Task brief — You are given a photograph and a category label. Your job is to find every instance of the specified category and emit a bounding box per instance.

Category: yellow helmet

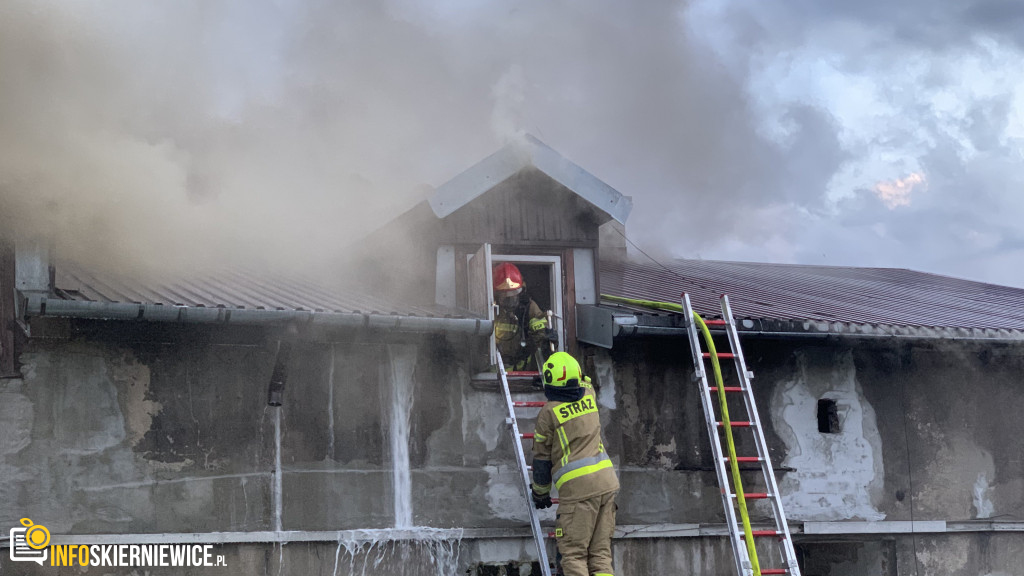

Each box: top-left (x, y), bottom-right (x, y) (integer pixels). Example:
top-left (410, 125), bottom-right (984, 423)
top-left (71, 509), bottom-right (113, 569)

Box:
top-left (543, 352), bottom-right (582, 388)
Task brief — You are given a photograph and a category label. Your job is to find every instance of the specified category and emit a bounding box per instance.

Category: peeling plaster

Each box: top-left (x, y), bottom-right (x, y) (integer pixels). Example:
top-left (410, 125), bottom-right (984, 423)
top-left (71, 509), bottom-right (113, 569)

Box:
top-left (652, 437), bottom-right (678, 470)
top-left (108, 352), bottom-right (160, 448)
top-left (593, 350), bottom-right (617, 410)
top-left (462, 393), bottom-right (502, 453)
top-left (918, 437), bottom-right (995, 519)
top-left (0, 386), bottom-right (33, 456)
top-left (483, 464), bottom-right (553, 524)
top-left (54, 354), bottom-right (126, 455)
top-left (974, 472), bottom-right (995, 519)
top-left (773, 350), bottom-right (886, 521)
top-left (619, 392), bottom-right (641, 440)
top-left (919, 537), bottom-right (970, 573)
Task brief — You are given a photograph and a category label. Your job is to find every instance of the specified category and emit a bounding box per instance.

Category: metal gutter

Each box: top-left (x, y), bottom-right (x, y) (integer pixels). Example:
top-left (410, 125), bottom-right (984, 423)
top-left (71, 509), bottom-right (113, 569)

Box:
top-left (601, 294), bottom-right (1024, 342)
top-left (612, 314), bottom-right (1024, 342)
top-left (26, 296), bottom-right (493, 336)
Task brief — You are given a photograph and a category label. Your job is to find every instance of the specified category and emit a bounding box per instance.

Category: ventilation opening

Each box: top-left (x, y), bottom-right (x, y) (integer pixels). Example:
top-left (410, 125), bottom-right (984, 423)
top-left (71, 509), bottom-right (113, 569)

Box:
top-left (817, 398), bottom-right (840, 433)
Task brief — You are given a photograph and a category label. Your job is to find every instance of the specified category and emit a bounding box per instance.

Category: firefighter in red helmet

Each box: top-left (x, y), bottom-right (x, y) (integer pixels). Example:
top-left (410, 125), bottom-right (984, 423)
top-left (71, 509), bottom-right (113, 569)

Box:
top-left (492, 262), bottom-right (556, 371)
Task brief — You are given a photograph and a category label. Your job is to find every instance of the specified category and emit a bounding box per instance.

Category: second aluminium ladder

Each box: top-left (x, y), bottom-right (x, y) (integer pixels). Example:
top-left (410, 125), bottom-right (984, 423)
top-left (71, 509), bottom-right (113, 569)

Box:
top-left (496, 352), bottom-right (553, 576)
top-left (683, 294), bottom-right (801, 576)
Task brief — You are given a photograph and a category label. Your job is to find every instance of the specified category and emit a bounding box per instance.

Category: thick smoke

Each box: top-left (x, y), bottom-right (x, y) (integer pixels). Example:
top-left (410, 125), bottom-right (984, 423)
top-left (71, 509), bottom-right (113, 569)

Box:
top-left (1, 0), bottom-right (812, 283)
top-left (2, 0), bottom-right (1022, 287)
top-left (0, 0), bottom-right (489, 281)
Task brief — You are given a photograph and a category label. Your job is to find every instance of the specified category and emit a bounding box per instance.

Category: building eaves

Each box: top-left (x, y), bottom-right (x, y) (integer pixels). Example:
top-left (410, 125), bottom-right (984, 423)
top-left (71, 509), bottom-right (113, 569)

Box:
top-left (25, 264), bottom-right (492, 335)
top-left (604, 304), bottom-right (1024, 342)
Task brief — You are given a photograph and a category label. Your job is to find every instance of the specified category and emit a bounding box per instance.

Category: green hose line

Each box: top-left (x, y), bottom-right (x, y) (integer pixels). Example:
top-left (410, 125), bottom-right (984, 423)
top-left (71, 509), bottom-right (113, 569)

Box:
top-left (693, 312), bottom-right (761, 576)
top-left (601, 294), bottom-right (684, 313)
top-left (604, 293), bottom-right (763, 574)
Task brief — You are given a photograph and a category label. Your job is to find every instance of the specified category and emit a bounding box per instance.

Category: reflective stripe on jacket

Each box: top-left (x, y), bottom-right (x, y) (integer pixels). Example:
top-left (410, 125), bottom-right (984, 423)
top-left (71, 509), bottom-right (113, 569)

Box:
top-left (531, 386), bottom-right (619, 503)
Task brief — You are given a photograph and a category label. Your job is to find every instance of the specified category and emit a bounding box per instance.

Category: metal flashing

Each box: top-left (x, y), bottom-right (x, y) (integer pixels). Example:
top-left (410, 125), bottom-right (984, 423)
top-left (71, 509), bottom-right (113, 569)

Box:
top-left (428, 134), bottom-right (633, 224)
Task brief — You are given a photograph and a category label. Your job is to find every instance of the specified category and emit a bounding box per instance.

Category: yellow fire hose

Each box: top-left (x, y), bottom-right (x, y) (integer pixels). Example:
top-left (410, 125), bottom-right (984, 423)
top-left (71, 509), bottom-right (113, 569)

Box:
top-left (603, 294), bottom-right (762, 575)
top-left (692, 312), bottom-right (761, 576)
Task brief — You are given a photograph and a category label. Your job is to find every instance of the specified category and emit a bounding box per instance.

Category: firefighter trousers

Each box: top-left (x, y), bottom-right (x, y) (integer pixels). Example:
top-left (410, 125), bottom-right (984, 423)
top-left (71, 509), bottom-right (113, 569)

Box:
top-left (555, 490), bottom-right (617, 576)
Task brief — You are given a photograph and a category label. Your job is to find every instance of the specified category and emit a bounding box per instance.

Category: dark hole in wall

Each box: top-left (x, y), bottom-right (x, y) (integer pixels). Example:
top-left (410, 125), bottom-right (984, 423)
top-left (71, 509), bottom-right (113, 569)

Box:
top-left (818, 398), bottom-right (840, 433)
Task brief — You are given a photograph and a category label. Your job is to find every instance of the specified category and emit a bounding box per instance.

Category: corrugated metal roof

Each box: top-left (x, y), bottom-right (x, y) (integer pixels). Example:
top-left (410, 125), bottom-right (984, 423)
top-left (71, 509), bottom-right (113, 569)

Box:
top-left (47, 258), bottom-right (1024, 334)
top-left (600, 258), bottom-right (1024, 332)
top-left (52, 263), bottom-right (471, 319)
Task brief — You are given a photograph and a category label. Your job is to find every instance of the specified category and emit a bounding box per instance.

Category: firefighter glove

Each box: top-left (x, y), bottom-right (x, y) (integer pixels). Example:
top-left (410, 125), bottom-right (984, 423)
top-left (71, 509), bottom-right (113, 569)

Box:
top-left (532, 490), bottom-right (552, 509)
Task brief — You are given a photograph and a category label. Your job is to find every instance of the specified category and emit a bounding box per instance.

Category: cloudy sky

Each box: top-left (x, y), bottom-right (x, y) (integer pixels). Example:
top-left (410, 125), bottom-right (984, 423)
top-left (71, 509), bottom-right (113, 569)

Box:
top-left (2, 0), bottom-right (1023, 287)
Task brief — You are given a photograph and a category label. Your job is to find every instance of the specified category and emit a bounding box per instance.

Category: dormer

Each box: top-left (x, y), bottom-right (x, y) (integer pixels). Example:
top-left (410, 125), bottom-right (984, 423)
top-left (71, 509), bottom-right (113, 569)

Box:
top-left (353, 135), bottom-right (631, 364)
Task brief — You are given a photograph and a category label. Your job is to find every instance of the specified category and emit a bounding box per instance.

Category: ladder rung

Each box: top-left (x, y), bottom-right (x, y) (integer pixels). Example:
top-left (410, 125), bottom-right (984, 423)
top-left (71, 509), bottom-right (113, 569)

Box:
top-left (760, 570), bottom-right (789, 575)
top-left (717, 421), bottom-right (752, 427)
top-left (724, 456), bottom-right (763, 463)
top-left (708, 387), bottom-right (745, 393)
top-left (727, 492), bottom-right (772, 500)
top-left (513, 401), bottom-right (546, 408)
top-left (520, 433), bottom-right (535, 439)
top-left (703, 319), bottom-right (727, 326)
top-left (701, 352), bottom-right (735, 359)
top-left (741, 530), bottom-right (782, 538)
top-left (507, 371), bottom-right (540, 377)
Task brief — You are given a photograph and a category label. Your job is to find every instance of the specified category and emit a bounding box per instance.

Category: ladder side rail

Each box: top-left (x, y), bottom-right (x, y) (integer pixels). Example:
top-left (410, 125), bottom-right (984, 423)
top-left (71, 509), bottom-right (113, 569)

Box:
top-left (683, 295), bottom-right (752, 576)
top-left (719, 295), bottom-right (776, 502)
top-left (720, 296), bottom-right (802, 576)
top-left (496, 353), bottom-right (553, 576)
top-left (719, 307), bottom-right (789, 572)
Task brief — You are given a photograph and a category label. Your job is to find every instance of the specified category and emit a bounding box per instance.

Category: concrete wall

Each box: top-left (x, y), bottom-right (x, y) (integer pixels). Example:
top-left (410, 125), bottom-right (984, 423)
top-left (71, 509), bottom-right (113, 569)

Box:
top-left (3, 325), bottom-right (1024, 574)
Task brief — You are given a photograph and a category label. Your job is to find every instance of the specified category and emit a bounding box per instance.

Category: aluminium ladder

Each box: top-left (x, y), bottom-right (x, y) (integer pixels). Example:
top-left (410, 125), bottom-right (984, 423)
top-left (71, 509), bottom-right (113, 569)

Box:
top-left (683, 294), bottom-right (801, 576)
top-left (496, 352), bottom-right (553, 576)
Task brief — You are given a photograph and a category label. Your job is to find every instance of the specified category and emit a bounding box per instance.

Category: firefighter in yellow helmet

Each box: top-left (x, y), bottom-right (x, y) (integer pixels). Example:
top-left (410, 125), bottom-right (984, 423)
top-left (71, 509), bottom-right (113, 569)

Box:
top-left (531, 352), bottom-right (619, 576)
top-left (492, 262), bottom-right (556, 371)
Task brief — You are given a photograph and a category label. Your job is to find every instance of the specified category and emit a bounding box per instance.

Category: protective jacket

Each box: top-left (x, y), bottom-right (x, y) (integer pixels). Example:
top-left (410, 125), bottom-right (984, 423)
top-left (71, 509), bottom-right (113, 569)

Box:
top-left (494, 294), bottom-right (548, 371)
top-left (531, 384), bottom-right (618, 503)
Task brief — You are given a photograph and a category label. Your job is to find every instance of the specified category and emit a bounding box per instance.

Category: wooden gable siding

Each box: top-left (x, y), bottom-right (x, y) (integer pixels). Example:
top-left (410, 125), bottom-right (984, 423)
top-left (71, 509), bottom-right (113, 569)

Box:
top-left (437, 168), bottom-right (601, 248)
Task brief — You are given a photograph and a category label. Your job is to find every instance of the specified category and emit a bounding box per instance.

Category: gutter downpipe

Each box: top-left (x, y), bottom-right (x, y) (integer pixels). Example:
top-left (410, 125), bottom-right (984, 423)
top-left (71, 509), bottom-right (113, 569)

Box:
top-left (26, 297), bottom-right (493, 336)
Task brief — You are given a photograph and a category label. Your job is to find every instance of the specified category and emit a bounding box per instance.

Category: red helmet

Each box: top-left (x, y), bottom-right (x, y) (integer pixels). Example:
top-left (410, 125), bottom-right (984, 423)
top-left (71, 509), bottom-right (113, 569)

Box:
top-left (493, 262), bottom-right (524, 293)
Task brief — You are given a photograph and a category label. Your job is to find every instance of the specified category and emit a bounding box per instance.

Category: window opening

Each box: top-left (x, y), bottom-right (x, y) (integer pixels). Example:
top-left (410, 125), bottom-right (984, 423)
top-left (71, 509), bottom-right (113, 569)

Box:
top-left (485, 254), bottom-right (563, 372)
top-left (817, 398), bottom-right (840, 433)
